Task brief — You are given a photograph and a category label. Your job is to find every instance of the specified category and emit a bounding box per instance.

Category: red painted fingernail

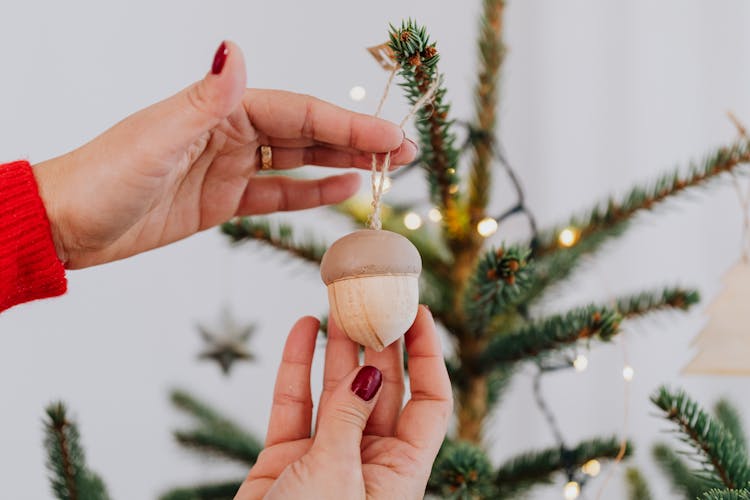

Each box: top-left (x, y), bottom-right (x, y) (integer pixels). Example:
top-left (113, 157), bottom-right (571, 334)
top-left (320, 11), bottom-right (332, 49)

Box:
top-left (211, 41), bottom-right (228, 74)
top-left (351, 366), bottom-right (382, 401)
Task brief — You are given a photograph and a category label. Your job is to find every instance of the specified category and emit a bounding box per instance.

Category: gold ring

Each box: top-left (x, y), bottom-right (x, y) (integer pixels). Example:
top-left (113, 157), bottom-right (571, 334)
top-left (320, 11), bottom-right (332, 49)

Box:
top-left (260, 145), bottom-right (273, 170)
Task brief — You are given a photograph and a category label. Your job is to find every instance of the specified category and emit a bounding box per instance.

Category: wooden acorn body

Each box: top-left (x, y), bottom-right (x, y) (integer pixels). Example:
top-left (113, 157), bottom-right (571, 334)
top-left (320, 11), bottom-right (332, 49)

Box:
top-left (320, 229), bottom-right (422, 351)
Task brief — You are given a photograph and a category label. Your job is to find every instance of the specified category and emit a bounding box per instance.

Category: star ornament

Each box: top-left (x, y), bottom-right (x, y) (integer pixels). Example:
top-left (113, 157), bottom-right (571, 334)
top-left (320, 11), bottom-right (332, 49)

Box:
top-left (197, 308), bottom-right (256, 375)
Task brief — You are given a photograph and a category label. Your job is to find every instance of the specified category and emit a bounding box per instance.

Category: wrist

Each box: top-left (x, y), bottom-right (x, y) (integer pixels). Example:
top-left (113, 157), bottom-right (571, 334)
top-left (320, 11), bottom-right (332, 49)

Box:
top-left (32, 156), bottom-right (70, 266)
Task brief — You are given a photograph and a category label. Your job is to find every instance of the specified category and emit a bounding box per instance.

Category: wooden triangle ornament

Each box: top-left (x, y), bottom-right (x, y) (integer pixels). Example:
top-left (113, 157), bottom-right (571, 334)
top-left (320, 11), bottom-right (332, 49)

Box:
top-left (683, 260), bottom-right (750, 375)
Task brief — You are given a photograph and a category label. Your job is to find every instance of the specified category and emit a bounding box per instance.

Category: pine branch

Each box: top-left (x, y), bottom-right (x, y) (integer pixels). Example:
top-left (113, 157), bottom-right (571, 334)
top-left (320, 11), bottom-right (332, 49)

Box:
top-left (171, 390), bottom-right (232, 428)
top-left (428, 440), bottom-right (496, 499)
top-left (468, 0), bottom-right (505, 223)
top-left (494, 436), bottom-right (630, 499)
top-left (479, 305), bottom-right (621, 367)
top-left (159, 480), bottom-right (242, 500)
top-left (388, 20), bottom-right (464, 238)
top-left (173, 429), bottom-right (261, 466)
top-left (521, 225), bottom-right (625, 306)
top-left (652, 443), bottom-right (718, 498)
top-left (615, 287), bottom-right (701, 318)
top-left (170, 390), bottom-right (262, 467)
top-left (715, 399), bottom-right (749, 457)
top-left (463, 245), bottom-right (532, 335)
top-left (533, 140), bottom-right (750, 257)
top-left (486, 366), bottom-right (515, 409)
top-left (626, 467), bottom-right (654, 500)
top-left (651, 386), bottom-right (750, 489)
top-left (221, 218), bottom-right (326, 264)
top-left (701, 489), bottom-right (750, 500)
top-left (43, 402), bottom-right (110, 500)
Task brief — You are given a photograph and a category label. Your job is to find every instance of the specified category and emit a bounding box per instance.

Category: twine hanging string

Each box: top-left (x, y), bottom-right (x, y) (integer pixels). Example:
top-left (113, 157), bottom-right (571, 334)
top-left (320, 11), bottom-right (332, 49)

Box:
top-left (728, 112), bottom-right (750, 262)
top-left (731, 173), bottom-right (750, 263)
top-left (368, 69), bottom-right (441, 230)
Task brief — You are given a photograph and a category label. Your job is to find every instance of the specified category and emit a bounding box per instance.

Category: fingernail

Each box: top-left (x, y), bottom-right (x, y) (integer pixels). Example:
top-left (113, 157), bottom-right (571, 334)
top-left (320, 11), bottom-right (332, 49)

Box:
top-left (212, 41), bottom-right (228, 75)
top-left (406, 138), bottom-right (419, 152)
top-left (351, 365), bottom-right (382, 401)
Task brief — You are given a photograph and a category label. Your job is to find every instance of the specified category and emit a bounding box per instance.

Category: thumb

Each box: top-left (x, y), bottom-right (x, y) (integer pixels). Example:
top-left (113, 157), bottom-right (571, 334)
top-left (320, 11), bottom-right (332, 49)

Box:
top-left (313, 366), bottom-right (383, 458)
top-left (140, 40), bottom-right (247, 151)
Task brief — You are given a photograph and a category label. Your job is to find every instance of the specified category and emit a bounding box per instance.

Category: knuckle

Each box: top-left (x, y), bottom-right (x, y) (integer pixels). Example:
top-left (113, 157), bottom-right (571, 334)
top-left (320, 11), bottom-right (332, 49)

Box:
top-left (272, 390), bottom-right (313, 409)
top-left (438, 398), bottom-right (454, 426)
top-left (300, 98), bottom-right (316, 138)
top-left (330, 402), bottom-right (369, 428)
top-left (322, 374), bottom-right (342, 390)
top-left (186, 83), bottom-right (222, 121)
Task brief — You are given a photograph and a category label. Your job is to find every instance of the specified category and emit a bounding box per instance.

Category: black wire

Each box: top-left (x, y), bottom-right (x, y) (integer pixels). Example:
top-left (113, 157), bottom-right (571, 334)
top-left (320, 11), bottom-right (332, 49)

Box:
top-left (495, 203), bottom-right (524, 225)
top-left (457, 120), bottom-right (540, 240)
top-left (392, 122), bottom-right (540, 244)
top-left (532, 366), bottom-right (566, 446)
top-left (492, 141), bottom-right (539, 239)
top-left (533, 365), bottom-right (587, 495)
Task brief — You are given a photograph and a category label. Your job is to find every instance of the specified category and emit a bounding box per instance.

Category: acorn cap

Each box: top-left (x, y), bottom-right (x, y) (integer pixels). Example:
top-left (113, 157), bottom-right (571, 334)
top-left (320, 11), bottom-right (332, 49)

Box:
top-left (320, 229), bottom-right (422, 285)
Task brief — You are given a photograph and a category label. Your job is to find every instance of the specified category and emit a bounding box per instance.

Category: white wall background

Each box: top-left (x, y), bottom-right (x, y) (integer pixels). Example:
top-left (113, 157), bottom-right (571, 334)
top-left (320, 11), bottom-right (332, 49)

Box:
top-left (1, 1), bottom-right (750, 498)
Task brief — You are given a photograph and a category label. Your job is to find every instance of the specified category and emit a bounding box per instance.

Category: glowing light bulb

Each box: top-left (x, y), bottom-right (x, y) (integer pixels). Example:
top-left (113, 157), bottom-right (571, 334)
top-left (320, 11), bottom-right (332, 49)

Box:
top-left (563, 481), bottom-right (580, 500)
top-left (582, 459), bottom-right (601, 477)
top-left (349, 85), bottom-right (366, 101)
top-left (404, 212), bottom-right (423, 230)
top-left (622, 365), bottom-right (634, 381)
top-left (573, 354), bottom-right (588, 372)
top-left (477, 217), bottom-right (499, 237)
top-left (449, 184), bottom-right (459, 194)
top-left (558, 227), bottom-right (580, 248)
top-left (428, 208), bottom-right (443, 222)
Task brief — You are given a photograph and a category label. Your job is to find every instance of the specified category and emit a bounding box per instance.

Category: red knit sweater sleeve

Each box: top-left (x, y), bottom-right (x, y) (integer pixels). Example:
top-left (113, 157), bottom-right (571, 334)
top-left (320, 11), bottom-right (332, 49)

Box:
top-left (0, 160), bottom-right (67, 312)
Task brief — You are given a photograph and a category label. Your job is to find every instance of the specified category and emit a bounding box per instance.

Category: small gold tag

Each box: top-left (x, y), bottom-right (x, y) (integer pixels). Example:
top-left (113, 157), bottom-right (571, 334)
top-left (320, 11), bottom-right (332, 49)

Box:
top-left (367, 43), bottom-right (398, 71)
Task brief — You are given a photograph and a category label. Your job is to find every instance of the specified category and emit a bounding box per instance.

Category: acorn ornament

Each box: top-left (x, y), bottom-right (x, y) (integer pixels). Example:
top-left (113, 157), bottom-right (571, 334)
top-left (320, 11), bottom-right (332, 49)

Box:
top-left (320, 229), bottom-right (422, 351)
top-left (322, 47), bottom-right (437, 351)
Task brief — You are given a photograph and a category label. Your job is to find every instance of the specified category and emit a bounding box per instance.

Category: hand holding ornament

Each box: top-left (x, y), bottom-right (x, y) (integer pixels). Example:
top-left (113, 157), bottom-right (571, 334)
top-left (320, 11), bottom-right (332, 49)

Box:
top-left (32, 41), bottom-right (416, 269)
top-left (235, 306), bottom-right (452, 500)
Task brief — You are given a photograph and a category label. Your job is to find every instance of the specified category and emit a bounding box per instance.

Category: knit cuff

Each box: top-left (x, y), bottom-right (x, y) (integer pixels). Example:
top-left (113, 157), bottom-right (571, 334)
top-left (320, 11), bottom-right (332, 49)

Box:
top-left (0, 160), bottom-right (67, 312)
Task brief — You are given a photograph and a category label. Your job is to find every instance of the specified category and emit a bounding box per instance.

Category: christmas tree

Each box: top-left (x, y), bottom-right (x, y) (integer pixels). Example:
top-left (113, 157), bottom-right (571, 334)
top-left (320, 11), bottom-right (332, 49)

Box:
top-left (41, 3), bottom-right (750, 499)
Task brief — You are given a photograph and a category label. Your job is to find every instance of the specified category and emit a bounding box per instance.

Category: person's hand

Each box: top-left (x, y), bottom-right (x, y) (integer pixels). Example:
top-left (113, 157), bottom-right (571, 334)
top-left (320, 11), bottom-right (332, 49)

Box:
top-left (33, 41), bottom-right (416, 269)
top-left (236, 306), bottom-right (452, 500)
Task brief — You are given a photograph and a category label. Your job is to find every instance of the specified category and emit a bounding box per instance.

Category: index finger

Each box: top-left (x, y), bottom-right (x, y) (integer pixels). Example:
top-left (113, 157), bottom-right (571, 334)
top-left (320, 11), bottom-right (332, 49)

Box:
top-left (396, 306), bottom-right (453, 456)
top-left (264, 316), bottom-right (319, 447)
top-left (317, 313), bottom-right (359, 423)
top-left (244, 89), bottom-right (406, 153)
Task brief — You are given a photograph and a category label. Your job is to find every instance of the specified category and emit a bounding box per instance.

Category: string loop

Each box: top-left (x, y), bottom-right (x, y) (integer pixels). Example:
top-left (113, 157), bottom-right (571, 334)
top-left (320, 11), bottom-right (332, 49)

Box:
top-left (368, 70), bottom-right (441, 230)
top-left (731, 172), bottom-right (750, 262)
